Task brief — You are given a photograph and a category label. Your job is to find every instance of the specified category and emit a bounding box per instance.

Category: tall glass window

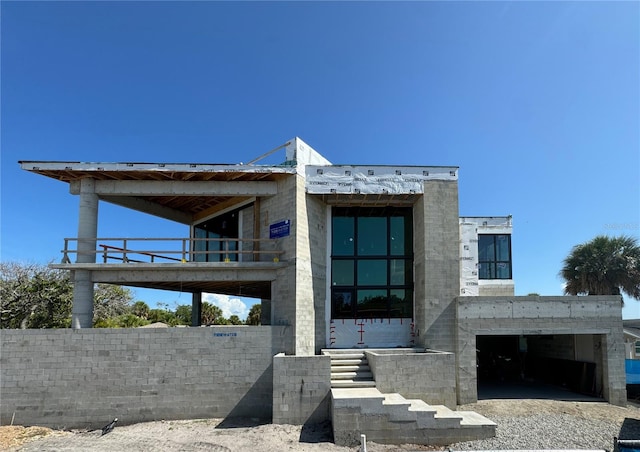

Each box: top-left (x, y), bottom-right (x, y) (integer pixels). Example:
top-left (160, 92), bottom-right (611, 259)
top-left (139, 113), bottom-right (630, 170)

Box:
top-left (331, 207), bottom-right (413, 319)
top-left (478, 234), bottom-right (512, 279)
top-left (193, 208), bottom-right (243, 262)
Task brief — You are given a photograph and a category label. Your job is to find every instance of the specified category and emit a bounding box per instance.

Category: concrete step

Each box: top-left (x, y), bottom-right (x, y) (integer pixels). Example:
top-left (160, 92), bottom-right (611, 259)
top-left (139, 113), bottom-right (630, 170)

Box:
top-left (382, 393), bottom-right (416, 422)
top-left (331, 364), bottom-right (370, 372)
top-left (330, 358), bottom-right (367, 366)
top-left (321, 349), bottom-right (365, 356)
top-left (327, 350), bottom-right (375, 389)
top-left (331, 388), bottom-right (497, 447)
top-left (331, 387), bottom-right (385, 407)
top-left (325, 353), bottom-right (365, 359)
top-left (331, 379), bottom-right (377, 388)
top-left (458, 410), bottom-right (498, 427)
top-left (331, 371), bottom-right (373, 380)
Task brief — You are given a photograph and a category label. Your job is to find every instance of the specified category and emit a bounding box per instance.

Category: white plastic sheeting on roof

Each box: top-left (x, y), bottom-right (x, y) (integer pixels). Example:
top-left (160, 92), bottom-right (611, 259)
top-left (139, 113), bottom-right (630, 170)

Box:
top-left (305, 165), bottom-right (457, 195)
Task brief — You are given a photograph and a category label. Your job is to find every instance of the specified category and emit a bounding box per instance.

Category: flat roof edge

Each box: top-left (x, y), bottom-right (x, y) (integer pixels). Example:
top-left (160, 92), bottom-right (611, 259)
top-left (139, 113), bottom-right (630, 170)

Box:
top-left (19, 161), bottom-right (298, 174)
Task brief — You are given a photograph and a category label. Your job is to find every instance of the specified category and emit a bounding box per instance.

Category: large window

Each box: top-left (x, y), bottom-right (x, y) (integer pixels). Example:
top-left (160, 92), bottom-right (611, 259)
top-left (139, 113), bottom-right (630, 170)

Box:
top-left (331, 207), bottom-right (413, 319)
top-left (193, 208), bottom-right (243, 262)
top-left (478, 234), bottom-right (512, 279)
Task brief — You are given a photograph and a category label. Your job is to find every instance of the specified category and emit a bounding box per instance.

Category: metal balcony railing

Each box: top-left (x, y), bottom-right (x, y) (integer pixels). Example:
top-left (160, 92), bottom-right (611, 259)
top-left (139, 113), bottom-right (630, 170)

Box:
top-left (61, 237), bottom-right (284, 264)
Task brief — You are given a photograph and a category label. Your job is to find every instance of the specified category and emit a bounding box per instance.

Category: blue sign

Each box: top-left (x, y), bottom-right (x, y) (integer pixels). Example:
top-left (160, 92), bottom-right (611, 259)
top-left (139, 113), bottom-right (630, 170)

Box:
top-left (270, 219), bottom-right (290, 239)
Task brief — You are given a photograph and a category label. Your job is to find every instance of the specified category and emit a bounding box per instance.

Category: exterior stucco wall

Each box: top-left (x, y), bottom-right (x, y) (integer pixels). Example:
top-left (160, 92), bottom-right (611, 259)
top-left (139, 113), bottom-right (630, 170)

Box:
top-left (0, 327), bottom-right (287, 429)
top-left (456, 296), bottom-right (626, 406)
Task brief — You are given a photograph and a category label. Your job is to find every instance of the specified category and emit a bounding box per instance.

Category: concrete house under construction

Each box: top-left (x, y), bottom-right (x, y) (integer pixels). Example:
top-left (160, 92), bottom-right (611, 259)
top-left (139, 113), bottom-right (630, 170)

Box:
top-left (6, 137), bottom-right (626, 446)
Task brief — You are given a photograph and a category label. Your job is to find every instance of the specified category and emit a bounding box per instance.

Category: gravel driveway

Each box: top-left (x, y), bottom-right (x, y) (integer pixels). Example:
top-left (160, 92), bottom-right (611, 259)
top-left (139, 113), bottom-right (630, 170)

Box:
top-left (4, 399), bottom-right (640, 451)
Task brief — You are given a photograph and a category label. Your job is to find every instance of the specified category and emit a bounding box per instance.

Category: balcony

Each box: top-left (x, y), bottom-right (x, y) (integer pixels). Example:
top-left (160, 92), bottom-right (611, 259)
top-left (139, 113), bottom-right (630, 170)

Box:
top-left (51, 237), bottom-right (286, 299)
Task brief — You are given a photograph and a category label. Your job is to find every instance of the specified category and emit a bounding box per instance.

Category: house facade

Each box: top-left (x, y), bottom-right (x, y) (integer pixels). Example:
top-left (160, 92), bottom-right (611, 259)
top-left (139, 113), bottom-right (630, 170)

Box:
top-left (10, 137), bottom-right (626, 443)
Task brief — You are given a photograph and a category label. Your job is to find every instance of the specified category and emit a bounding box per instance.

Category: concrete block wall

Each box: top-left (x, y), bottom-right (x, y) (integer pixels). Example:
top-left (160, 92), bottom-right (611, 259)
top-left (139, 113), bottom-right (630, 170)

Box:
top-left (263, 175), bottom-right (298, 353)
top-left (1, 327), bottom-right (287, 429)
top-left (527, 334), bottom-right (575, 360)
top-left (456, 296), bottom-right (626, 406)
top-left (478, 284), bottom-right (515, 296)
top-left (293, 177), bottom-right (317, 356)
top-left (304, 195), bottom-right (327, 353)
top-left (263, 174), bottom-right (321, 355)
top-left (414, 181), bottom-right (460, 353)
top-left (240, 204), bottom-right (255, 261)
top-left (272, 353), bottom-right (331, 424)
top-left (365, 350), bottom-right (457, 408)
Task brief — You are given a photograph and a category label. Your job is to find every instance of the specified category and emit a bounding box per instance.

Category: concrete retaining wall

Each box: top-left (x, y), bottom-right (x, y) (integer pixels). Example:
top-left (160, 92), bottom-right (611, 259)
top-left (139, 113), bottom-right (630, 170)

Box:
top-left (366, 349), bottom-right (457, 408)
top-left (272, 353), bottom-right (331, 424)
top-left (1, 327), bottom-right (287, 429)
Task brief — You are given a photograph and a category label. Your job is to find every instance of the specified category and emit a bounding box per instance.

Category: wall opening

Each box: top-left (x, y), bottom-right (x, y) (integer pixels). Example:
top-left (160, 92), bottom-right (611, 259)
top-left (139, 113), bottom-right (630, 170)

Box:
top-left (476, 334), bottom-right (601, 400)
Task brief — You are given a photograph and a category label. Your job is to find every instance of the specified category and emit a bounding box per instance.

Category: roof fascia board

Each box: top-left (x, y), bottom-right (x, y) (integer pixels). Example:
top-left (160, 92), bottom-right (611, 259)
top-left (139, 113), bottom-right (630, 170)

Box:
top-left (20, 161), bottom-right (297, 174)
top-left (69, 180), bottom-right (277, 197)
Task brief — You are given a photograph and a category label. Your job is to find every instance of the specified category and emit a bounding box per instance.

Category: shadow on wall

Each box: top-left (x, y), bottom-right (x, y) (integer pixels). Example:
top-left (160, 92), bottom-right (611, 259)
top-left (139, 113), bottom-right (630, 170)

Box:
top-left (298, 394), bottom-right (331, 443)
top-left (300, 416), bottom-right (333, 444)
top-left (216, 365), bottom-right (273, 424)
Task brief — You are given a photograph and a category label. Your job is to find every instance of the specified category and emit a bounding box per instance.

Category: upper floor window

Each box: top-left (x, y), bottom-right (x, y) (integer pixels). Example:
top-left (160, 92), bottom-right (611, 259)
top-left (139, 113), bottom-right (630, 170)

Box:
top-left (193, 207), bottom-right (246, 262)
top-left (478, 234), bottom-right (512, 279)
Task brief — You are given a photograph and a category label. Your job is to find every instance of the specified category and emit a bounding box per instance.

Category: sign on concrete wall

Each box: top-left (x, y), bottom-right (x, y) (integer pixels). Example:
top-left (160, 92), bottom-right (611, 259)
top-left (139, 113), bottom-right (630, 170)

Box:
top-left (270, 220), bottom-right (290, 239)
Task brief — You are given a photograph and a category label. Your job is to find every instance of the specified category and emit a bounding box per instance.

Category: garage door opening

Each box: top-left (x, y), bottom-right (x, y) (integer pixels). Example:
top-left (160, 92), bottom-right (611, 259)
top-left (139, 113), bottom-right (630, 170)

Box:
top-left (476, 334), bottom-right (602, 401)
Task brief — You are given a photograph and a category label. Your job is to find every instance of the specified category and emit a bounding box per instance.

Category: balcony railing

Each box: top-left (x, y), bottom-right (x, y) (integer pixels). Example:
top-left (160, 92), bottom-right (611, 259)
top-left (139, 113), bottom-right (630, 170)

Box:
top-left (61, 238), bottom-right (284, 264)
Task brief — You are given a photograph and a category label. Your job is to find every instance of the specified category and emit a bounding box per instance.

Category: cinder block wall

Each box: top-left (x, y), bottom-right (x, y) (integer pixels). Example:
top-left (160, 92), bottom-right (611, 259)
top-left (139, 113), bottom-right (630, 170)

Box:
top-left (527, 335), bottom-right (575, 360)
top-left (1, 327), bottom-right (287, 429)
top-left (366, 350), bottom-right (457, 408)
top-left (265, 175), bottom-right (298, 353)
top-left (272, 353), bottom-right (331, 424)
top-left (414, 180), bottom-right (460, 352)
top-left (304, 195), bottom-right (327, 354)
top-left (293, 177), bottom-right (318, 356)
top-left (456, 296), bottom-right (626, 406)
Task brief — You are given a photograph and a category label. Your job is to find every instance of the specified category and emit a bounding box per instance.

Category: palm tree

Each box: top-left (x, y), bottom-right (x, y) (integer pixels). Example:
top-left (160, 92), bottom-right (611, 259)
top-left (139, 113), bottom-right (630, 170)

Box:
top-left (561, 235), bottom-right (640, 299)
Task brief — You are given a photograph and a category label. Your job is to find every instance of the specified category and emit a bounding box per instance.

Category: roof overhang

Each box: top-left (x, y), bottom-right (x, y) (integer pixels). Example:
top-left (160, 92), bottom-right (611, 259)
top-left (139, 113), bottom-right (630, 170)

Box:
top-left (20, 161), bottom-right (296, 223)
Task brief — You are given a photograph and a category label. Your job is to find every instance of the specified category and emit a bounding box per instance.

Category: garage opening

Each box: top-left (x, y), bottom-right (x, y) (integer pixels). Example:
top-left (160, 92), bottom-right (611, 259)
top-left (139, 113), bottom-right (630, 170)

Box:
top-left (476, 334), bottom-right (602, 400)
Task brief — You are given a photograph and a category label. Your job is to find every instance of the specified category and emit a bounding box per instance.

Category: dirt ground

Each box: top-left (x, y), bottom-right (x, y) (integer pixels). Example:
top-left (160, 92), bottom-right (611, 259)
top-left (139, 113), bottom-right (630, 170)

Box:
top-left (2, 399), bottom-right (640, 451)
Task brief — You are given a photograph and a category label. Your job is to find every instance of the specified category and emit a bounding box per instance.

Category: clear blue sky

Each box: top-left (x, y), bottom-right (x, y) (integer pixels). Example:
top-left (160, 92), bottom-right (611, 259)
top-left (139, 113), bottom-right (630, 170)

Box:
top-left (1, 2), bottom-right (638, 318)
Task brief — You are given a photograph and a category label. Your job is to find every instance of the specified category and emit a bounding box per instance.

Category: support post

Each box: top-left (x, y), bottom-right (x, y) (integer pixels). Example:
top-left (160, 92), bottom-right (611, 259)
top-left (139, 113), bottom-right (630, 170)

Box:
top-left (72, 178), bottom-right (99, 328)
top-left (192, 292), bottom-right (202, 327)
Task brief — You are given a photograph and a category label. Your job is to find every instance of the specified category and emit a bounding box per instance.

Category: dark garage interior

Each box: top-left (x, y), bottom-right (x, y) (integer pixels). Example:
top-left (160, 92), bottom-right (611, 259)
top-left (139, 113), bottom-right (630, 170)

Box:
top-left (476, 334), bottom-right (600, 400)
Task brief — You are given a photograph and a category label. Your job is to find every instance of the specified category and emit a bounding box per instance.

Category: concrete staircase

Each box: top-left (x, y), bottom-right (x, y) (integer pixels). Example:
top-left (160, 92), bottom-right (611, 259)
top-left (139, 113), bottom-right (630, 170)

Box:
top-left (323, 349), bottom-right (496, 447)
top-left (331, 387), bottom-right (496, 446)
top-left (324, 350), bottom-right (375, 389)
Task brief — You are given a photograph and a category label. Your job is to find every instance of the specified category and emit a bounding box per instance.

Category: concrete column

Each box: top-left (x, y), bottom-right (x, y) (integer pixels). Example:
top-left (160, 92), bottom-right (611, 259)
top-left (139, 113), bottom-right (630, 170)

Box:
top-left (192, 292), bottom-right (202, 326)
top-left (72, 178), bottom-right (99, 329)
top-left (76, 179), bottom-right (99, 264)
top-left (413, 180), bottom-right (460, 352)
top-left (72, 271), bottom-right (93, 329)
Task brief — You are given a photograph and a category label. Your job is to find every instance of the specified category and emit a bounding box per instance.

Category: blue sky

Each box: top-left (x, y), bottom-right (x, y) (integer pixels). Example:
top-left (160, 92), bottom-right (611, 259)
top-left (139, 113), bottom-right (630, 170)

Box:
top-left (1, 2), bottom-right (638, 319)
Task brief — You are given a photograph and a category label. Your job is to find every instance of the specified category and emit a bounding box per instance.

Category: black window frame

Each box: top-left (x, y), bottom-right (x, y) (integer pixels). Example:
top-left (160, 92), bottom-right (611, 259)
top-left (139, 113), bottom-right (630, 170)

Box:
top-left (331, 206), bottom-right (413, 319)
top-left (193, 205), bottom-right (249, 262)
top-left (478, 234), bottom-right (512, 280)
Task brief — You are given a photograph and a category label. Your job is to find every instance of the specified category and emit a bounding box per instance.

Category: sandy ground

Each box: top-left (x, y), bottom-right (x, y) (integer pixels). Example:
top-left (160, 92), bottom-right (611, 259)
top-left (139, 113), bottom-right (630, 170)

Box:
top-left (3, 399), bottom-right (640, 451)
